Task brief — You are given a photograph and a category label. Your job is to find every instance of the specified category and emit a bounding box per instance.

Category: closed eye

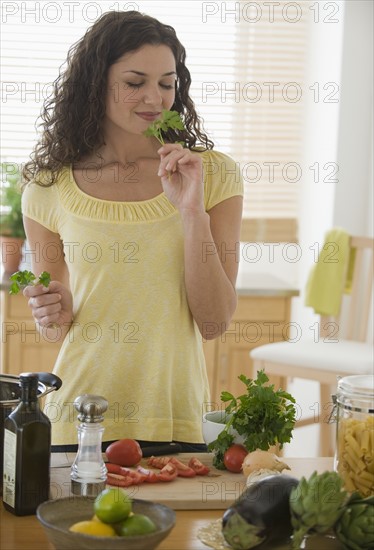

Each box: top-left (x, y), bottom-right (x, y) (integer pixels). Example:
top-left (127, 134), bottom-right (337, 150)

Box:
top-left (126, 82), bottom-right (143, 89)
top-left (125, 82), bottom-right (174, 90)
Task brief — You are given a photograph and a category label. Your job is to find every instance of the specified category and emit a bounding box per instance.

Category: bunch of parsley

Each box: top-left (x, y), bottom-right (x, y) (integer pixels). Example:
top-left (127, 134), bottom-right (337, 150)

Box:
top-left (9, 270), bottom-right (51, 295)
top-left (208, 370), bottom-right (297, 469)
top-left (143, 109), bottom-right (185, 145)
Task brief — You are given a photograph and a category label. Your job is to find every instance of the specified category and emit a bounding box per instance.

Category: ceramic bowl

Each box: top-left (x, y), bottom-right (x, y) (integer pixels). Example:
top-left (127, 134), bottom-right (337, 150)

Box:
top-left (202, 410), bottom-right (244, 445)
top-left (37, 496), bottom-right (176, 550)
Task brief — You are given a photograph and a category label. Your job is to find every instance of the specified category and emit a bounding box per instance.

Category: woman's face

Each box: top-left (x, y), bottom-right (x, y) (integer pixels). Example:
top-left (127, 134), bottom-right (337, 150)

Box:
top-left (104, 44), bottom-right (177, 137)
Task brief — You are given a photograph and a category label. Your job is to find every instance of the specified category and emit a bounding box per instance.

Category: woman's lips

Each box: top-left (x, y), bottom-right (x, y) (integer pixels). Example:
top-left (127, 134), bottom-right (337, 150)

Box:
top-left (136, 112), bottom-right (161, 122)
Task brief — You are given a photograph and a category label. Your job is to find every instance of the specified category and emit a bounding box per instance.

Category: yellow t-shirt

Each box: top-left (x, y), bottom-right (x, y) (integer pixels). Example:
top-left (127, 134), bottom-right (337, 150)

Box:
top-left (22, 149), bottom-right (243, 445)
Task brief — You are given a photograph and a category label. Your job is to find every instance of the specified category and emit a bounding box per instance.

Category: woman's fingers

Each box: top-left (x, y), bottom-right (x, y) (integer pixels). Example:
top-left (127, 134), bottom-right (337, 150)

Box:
top-left (23, 284), bottom-right (49, 298)
top-left (158, 150), bottom-right (187, 175)
top-left (28, 292), bottom-right (61, 308)
top-left (23, 280), bottom-right (73, 327)
top-left (33, 302), bottom-right (62, 322)
top-left (158, 148), bottom-right (199, 177)
top-left (27, 293), bottom-right (62, 325)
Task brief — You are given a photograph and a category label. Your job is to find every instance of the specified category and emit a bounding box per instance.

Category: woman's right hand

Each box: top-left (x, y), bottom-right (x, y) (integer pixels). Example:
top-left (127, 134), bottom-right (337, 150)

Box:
top-left (23, 280), bottom-right (73, 328)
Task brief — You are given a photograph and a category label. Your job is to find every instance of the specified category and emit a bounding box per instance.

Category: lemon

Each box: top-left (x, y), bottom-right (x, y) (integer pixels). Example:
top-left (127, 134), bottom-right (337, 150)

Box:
top-left (117, 513), bottom-right (157, 536)
top-left (94, 487), bottom-right (132, 524)
top-left (69, 520), bottom-right (117, 537)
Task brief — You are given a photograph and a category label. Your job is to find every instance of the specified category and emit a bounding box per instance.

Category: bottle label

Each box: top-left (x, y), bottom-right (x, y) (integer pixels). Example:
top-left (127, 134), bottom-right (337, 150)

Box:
top-left (3, 429), bottom-right (17, 508)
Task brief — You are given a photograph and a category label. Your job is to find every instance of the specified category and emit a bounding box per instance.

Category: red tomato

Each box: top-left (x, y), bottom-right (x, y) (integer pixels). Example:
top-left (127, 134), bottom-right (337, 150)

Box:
top-left (223, 444), bottom-right (248, 473)
top-left (105, 439), bottom-right (142, 467)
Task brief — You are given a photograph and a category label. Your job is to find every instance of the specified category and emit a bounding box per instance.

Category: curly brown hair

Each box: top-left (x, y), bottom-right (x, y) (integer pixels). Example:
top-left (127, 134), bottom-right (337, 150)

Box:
top-left (23, 10), bottom-right (214, 185)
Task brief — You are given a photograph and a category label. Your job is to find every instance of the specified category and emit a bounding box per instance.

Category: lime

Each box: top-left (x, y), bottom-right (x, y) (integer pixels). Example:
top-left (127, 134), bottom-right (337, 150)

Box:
top-left (69, 520), bottom-right (117, 537)
top-left (94, 487), bottom-right (132, 524)
top-left (117, 513), bottom-right (157, 536)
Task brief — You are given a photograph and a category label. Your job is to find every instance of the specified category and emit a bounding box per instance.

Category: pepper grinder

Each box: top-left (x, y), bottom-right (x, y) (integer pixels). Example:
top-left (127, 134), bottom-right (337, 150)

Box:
top-left (71, 394), bottom-right (108, 497)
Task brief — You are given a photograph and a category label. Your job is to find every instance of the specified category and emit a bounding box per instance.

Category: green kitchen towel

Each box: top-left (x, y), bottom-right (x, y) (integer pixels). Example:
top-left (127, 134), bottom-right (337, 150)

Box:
top-left (305, 228), bottom-right (354, 316)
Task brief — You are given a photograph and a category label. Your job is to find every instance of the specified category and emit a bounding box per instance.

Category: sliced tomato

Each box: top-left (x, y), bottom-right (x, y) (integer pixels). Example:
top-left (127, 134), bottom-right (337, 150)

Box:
top-left (147, 455), bottom-right (196, 477)
top-left (147, 456), bottom-right (171, 469)
top-left (169, 457), bottom-right (196, 477)
top-left (157, 463), bottom-right (178, 481)
top-left (188, 457), bottom-right (210, 475)
top-left (136, 465), bottom-right (161, 483)
top-left (137, 463), bottom-right (177, 482)
top-left (106, 463), bottom-right (132, 475)
top-left (106, 473), bottom-right (136, 487)
top-left (128, 470), bottom-right (145, 484)
top-left (106, 465), bottom-right (145, 487)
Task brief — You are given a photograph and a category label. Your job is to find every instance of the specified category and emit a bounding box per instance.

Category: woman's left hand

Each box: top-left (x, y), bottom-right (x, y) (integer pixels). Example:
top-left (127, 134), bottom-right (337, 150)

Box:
top-left (157, 144), bottom-right (205, 214)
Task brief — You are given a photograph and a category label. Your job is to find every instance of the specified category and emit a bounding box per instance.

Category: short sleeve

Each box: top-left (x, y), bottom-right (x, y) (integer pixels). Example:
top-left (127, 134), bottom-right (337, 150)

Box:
top-left (201, 149), bottom-right (243, 211)
top-left (22, 178), bottom-right (60, 233)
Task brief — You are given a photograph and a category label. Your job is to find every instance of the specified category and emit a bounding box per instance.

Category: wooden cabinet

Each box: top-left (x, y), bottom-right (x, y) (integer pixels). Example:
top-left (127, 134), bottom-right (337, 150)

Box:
top-left (1, 292), bottom-right (61, 375)
top-left (203, 293), bottom-right (297, 406)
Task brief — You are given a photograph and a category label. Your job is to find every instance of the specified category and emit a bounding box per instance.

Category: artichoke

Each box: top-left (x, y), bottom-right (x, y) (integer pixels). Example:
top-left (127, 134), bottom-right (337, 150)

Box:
top-left (290, 471), bottom-right (348, 549)
top-left (334, 493), bottom-right (374, 550)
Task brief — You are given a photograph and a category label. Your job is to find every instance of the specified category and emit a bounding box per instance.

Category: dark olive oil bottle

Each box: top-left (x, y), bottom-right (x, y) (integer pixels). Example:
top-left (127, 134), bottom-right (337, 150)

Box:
top-left (2, 373), bottom-right (51, 515)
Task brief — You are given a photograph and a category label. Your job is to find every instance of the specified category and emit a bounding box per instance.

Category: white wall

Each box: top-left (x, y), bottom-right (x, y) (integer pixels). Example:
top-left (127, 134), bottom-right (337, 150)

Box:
top-left (284, 1), bottom-right (373, 456)
top-left (292, 0), bottom-right (373, 335)
top-left (238, 1), bottom-right (373, 291)
top-left (296, 0), bottom-right (345, 331)
top-left (333, 0), bottom-right (374, 237)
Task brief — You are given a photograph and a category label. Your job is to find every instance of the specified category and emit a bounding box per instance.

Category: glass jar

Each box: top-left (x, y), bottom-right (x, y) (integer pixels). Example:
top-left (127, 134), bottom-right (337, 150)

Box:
top-left (334, 374), bottom-right (374, 497)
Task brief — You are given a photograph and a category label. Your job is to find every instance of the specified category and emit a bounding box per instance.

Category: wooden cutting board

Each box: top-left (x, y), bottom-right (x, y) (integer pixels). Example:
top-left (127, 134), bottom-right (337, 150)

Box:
top-left (51, 453), bottom-right (333, 510)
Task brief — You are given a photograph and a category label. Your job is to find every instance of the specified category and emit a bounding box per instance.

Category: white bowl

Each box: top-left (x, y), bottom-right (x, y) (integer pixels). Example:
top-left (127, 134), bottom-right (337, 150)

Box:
top-left (202, 411), bottom-right (244, 445)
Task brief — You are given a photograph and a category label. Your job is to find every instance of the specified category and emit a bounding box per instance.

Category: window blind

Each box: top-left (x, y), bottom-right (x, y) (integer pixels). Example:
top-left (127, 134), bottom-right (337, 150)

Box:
top-left (1, 0), bottom-right (310, 241)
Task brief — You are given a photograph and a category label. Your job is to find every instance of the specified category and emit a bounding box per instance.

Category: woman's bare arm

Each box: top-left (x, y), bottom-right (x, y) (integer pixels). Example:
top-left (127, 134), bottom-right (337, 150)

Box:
top-left (22, 216), bottom-right (73, 343)
top-left (182, 195), bottom-right (243, 339)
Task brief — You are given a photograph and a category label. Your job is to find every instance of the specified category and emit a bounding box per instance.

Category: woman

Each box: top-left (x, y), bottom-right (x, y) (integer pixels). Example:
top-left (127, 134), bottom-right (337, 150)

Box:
top-left (22, 11), bottom-right (243, 451)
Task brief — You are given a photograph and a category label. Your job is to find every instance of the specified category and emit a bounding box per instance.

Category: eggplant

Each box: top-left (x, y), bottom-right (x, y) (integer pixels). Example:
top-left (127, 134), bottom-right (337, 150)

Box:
top-left (222, 474), bottom-right (299, 550)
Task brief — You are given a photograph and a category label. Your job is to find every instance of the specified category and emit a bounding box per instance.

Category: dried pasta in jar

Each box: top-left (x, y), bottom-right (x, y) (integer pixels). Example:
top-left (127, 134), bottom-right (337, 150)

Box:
top-left (336, 416), bottom-right (374, 496)
top-left (334, 375), bottom-right (374, 497)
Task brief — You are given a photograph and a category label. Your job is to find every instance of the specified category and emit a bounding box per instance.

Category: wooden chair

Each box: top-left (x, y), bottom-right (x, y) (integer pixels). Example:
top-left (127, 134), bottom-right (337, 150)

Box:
top-left (250, 235), bottom-right (374, 456)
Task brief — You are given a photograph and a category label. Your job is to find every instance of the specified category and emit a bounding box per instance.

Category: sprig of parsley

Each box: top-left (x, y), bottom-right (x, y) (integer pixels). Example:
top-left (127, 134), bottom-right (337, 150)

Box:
top-left (9, 270), bottom-right (51, 295)
top-left (143, 109), bottom-right (185, 145)
top-left (208, 370), bottom-right (297, 469)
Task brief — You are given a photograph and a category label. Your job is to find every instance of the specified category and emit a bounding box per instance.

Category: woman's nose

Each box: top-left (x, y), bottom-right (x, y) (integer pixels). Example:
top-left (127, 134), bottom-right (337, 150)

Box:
top-left (143, 84), bottom-right (162, 105)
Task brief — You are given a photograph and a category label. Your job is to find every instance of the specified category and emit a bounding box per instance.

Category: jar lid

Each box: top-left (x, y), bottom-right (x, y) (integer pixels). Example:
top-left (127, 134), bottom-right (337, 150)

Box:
top-left (338, 374), bottom-right (374, 397)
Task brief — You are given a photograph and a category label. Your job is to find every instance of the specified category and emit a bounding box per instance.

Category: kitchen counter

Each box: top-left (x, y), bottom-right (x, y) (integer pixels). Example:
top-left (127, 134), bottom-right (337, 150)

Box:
top-left (236, 272), bottom-right (299, 296)
top-left (1, 455), bottom-right (338, 550)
